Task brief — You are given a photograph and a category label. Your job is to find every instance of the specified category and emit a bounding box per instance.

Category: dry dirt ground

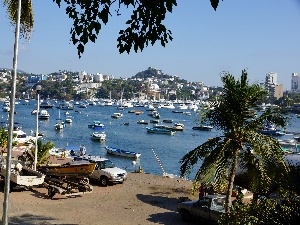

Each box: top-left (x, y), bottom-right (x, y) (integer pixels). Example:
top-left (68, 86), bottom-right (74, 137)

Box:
top-left (0, 172), bottom-right (198, 225)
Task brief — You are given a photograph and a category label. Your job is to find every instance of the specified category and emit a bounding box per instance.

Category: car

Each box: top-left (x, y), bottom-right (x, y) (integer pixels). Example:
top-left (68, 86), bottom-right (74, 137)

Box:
top-left (73, 155), bottom-right (127, 186)
top-left (177, 195), bottom-right (226, 224)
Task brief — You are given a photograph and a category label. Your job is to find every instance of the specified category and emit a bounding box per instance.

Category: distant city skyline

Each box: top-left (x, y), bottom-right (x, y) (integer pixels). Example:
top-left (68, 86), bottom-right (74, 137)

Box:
top-left (1, 0), bottom-right (300, 89)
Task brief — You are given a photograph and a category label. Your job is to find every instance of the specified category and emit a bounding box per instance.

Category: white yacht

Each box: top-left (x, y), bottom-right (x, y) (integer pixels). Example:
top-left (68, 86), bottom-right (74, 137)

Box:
top-left (38, 110), bottom-right (50, 120)
top-left (2, 100), bottom-right (10, 112)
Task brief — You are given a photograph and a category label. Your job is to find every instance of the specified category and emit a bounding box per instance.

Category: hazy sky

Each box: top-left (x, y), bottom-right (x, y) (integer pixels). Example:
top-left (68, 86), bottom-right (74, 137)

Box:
top-left (1, 0), bottom-right (300, 89)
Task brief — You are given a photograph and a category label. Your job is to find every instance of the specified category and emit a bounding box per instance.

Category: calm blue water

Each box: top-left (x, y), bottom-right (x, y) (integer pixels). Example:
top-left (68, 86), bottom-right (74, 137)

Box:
top-left (3, 100), bottom-right (300, 179)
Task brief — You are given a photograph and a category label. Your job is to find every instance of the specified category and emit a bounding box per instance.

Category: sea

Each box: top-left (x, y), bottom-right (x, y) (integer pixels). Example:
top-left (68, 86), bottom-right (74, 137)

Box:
top-left (2, 100), bottom-right (300, 180)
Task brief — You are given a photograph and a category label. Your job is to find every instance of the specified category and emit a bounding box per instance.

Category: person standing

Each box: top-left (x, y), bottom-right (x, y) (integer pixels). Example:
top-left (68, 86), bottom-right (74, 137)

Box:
top-left (82, 145), bottom-right (86, 156)
top-left (78, 145), bottom-right (83, 156)
top-left (199, 183), bottom-right (205, 199)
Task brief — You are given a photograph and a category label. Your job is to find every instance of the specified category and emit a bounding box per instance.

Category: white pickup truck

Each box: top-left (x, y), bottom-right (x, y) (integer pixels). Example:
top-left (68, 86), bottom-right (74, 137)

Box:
top-left (73, 156), bottom-right (127, 186)
top-left (177, 195), bottom-right (226, 224)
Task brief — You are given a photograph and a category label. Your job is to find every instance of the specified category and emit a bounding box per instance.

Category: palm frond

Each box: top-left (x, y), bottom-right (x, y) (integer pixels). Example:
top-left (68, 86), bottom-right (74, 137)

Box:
top-left (4, 0), bottom-right (34, 39)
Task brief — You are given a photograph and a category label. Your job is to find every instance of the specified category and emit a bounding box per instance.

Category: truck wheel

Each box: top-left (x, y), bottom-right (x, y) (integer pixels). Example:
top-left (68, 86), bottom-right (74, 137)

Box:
top-left (100, 176), bottom-right (108, 187)
top-left (181, 210), bottom-right (190, 222)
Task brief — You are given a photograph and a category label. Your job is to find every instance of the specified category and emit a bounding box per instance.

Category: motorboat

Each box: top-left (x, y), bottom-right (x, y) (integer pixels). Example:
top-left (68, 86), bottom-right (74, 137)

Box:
top-left (105, 146), bottom-right (141, 159)
top-left (192, 125), bottom-right (213, 131)
top-left (137, 120), bottom-right (149, 125)
top-left (31, 109), bottom-right (38, 115)
top-left (39, 161), bottom-right (96, 177)
top-left (90, 126), bottom-right (106, 141)
top-left (0, 159), bottom-right (46, 188)
top-left (65, 116), bottom-right (73, 123)
top-left (39, 100), bottom-right (54, 109)
top-left (167, 124), bottom-right (184, 131)
top-left (148, 110), bottom-right (160, 119)
top-left (111, 112), bottom-right (123, 119)
top-left (49, 147), bottom-right (72, 158)
top-left (38, 110), bottom-right (50, 120)
top-left (91, 132), bottom-right (106, 142)
top-left (2, 100), bottom-right (10, 112)
top-left (54, 122), bottom-right (64, 130)
top-left (146, 127), bottom-right (175, 135)
top-left (57, 101), bottom-right (74, 110)
top-left (88, 120), bottom-right (104, 128)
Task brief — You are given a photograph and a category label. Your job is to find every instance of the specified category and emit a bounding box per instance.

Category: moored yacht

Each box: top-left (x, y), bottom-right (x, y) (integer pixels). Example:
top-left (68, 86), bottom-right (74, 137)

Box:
top-left (38, 110), bottom-right (50, 120)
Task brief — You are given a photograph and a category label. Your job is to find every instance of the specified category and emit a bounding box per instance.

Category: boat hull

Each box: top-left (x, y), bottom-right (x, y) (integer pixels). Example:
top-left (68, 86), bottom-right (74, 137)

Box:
top-left (39, 162), bottom-right (96, 177)
top-left (105, 146), bottom-right (141, 158)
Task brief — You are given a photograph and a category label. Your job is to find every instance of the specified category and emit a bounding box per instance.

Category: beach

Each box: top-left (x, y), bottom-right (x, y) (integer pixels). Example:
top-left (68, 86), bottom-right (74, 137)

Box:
top-left (0, 171), bottom-right (196, 225)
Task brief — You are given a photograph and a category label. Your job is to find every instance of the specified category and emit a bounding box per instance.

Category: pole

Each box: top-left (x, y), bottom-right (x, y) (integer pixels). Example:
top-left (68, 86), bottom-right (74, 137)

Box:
top-left (34, 92), bottom-right (40, 171)
top-left (2, 0), bottom-right (22, 224)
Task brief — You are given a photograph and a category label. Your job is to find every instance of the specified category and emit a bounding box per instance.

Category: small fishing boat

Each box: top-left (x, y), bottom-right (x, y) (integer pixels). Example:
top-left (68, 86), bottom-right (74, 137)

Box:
top-left (65, 116), bottom-right (73, 123)
top-left (192, 125), bottom-right (213, 131)
top-left (146, 127), bottom-right (175, 135)
top-left (105, 146), bottom-right (141, 159)
top-left (111, 112), bottom-right (123, 119)
top-left (91, 127), bottom-right (106, 142)
top-left (137, 120), bottom-right (149, 125)
top-left (150, 119), bottom-right (159, 124)
top-left (88, 120), bottom-right (104, 128)
top-left (39, 100), bottom-right (54, 109)
top-left (0, 159), bottom-right (46, 188)
top-left (39, 161), bottom-right (96, 177)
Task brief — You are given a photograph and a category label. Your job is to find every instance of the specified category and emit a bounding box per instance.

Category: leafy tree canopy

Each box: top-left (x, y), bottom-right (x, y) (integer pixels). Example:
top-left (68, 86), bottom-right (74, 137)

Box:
top-left (4, 0), bottom-right (223, 56)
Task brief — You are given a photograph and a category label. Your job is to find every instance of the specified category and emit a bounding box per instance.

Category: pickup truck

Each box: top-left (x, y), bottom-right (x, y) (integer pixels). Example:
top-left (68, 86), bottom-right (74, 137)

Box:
top-left (73, 156), bottom-right (127, 186)
top-left (177, 195), bottom-right (225, 224)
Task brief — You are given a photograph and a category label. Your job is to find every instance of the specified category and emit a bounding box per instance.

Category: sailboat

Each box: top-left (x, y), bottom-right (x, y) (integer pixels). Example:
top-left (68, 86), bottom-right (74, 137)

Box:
top-left (117, 89), bottom-right (125, 110)
top-left (54, 109), bottom-right (64, 130)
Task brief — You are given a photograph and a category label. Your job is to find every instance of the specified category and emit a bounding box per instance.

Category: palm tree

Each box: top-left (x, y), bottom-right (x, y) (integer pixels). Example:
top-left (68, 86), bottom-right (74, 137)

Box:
top-left (23, 139), bottom-right (54, 167)
top-left (180, 70), bottom-right (289, 212)
top-left (3, 0), bottom-right (34, 39)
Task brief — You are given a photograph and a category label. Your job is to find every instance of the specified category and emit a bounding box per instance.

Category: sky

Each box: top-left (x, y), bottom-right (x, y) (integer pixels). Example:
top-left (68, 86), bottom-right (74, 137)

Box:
top-left (1, 0), bottom-right (300, 89)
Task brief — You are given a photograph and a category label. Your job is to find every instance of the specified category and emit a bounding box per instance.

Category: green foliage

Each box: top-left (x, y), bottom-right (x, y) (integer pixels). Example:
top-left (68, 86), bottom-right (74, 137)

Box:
top-left (219, 195), bottom-right (300, 225)
top-left (3, 0), bottom-right (34, 39)
top-left (180, 70), bottom-right (289, 213)
top-left (0, 127), bottom-right (9, 148)
top-left (25, 139), bottom-right (54, 166)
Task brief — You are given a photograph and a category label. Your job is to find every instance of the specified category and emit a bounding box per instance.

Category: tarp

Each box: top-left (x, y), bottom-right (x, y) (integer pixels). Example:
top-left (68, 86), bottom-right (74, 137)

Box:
top-left (94, 126), bottom-right (105, 132)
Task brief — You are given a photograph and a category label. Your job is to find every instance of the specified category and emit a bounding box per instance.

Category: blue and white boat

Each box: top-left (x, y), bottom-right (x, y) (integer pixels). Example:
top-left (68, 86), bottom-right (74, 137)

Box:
top-left (91, 127), bottom-right (106, 142)
top-left (105, 146), bottom-right (141, 158)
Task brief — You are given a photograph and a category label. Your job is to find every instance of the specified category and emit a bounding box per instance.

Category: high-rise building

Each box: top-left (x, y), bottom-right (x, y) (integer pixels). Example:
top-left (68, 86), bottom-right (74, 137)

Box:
top-left (265, 72), bottom-right (283, 100)
top-left (291, 73), bottom-right (300, 92)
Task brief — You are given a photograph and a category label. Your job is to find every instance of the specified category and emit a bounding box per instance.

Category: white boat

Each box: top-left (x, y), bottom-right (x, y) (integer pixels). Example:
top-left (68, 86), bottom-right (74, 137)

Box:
top-left (88, 120), bottom-right (105, 128)
top-left (0, 159), bottom-right (45, 188)
top-left (49, 147), bottom-right (71, 158)
top-left (54, 110), bottom-right (64, 130)
top-left (91, 131), bottom-right (106, 142)
top-left (111, 112), bottom-right (123, 119)
top-left (31, 109), bottom-right (38, 115)
top-left (54, 122), bottom-right (64, 130)
top-left (178, 104), bottom-right (188, 110)
top-left (65, 116), bottom-right (73, 123)
top-left (2, 100), bottom-right (10, 112)
top-left (105, 146), bottom-right (141, 158)
top-left (38, 110), bottom-right (50, 120)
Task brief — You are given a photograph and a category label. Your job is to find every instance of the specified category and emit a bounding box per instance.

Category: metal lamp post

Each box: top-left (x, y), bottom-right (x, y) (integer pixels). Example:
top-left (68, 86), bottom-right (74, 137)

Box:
top-left (34, 85), bottom-right (42, 171)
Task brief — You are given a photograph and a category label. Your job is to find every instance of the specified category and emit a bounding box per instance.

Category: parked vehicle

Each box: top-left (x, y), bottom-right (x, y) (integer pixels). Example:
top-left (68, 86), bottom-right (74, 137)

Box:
top-left (73, 156), bottom-right (127, 186)
top-left (177, 195), bottom-right (225, 223)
